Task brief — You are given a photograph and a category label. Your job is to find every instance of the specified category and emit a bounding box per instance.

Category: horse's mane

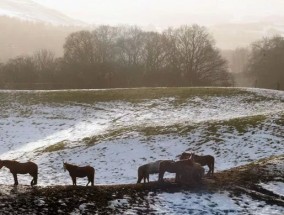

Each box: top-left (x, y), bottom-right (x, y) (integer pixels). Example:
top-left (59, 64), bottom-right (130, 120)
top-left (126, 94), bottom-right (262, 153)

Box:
top-left (64, 162), bottom-right (78, 167)
top-left (64, 163), bottom-right (91, 168)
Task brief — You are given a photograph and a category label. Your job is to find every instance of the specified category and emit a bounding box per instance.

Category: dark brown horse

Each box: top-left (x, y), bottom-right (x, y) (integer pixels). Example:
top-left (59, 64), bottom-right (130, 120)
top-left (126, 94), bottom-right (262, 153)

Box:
top-left (137, 160), bottom-right (171, 183)
top-left (158, 158), bottom-right (204, 184)
top-left (0, 160), bottom-right (38, 186)
top-left (180, 152), bottom-right (215, 176)
top-left (63, 162), bottom-right (95, 186)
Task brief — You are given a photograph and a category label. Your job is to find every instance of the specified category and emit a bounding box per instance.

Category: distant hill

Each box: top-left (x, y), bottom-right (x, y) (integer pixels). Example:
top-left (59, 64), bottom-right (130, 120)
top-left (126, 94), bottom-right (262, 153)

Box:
top-left (0, 0), bottom-right (87, 62)
top-left (1, 0), bottom-right (284, 62)
top-left (0, 0), bottom-right (85, 26)
top-left (0, 16), bottom-right (83, 62)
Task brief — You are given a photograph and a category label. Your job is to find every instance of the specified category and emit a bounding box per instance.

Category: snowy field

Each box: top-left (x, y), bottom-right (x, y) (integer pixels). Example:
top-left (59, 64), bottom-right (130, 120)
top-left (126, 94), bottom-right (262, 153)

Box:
top-left (0, 87), bottom-right (283, 214)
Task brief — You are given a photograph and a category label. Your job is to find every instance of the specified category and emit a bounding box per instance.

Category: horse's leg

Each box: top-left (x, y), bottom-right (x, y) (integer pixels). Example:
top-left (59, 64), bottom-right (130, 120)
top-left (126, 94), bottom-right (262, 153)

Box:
top-left (13, 173), bottom-right (18, 186)
top-left (206, 164), bottom-right (211, 176)
top-left (211, 162), bottom-right (214, 176)
top-left (72, 176), bottom-right (76, 185)
top-left (158, 171), bottom-right (165, 182)
top-left (146, 173), bottom-right (149, 183)
top-left (86, 175), bottom-right (93, 186)
top-left (137, 175), bottom-right (142, 183)
top-left (175, 173), bottom-right (179, 183)
top-left (91, 174), bottom-right (94, 186)
top-left (86, 176), bottom-right (91, 187)
top-left (30, 172), bottom-right (38, 186)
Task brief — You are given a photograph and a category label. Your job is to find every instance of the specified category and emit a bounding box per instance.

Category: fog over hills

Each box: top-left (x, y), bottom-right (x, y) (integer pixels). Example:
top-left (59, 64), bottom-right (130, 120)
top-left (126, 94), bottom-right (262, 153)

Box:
top-left (211, 18), bottom-right (284, 49)
top-left (0, 0), bottom-right (283, 62)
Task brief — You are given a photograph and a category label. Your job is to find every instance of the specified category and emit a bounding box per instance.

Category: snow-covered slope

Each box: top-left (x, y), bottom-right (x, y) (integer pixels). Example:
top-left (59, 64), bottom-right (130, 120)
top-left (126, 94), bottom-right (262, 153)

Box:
top-left (0, 0), bottom-right (84, 26)
top-left (0, 87), bottom-right (283, 184)
top-left (0, 87), bottom-right (283, 214)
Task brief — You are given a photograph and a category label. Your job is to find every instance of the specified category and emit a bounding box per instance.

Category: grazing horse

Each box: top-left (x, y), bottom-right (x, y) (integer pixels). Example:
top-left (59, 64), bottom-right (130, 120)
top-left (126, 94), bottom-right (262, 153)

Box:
top-left (63, 162), bottom-right (95, 186)
top-left (180, 152), bottom-right (215, 176)
top-left (0, 160), bottom-right (38, 186)
top-left (158, 158), bottom-right (204, 184)
top-left (179, 162), bottom-right (205, 185)
top-left (137, 160), bottom-right (171, 183)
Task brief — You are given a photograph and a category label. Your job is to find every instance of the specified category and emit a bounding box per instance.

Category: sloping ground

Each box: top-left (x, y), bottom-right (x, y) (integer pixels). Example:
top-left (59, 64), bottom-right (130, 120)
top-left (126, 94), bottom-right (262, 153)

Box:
top-left (0, 87), bottom-right (283, 214)
top-left (0, 155), bottom-right (283, 214)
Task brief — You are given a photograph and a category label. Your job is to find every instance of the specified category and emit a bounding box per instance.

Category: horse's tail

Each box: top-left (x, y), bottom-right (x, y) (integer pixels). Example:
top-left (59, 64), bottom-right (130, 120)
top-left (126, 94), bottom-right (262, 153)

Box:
top-left (31, 173), bottom-right (38, 186)
top-left (137, 166), bottom-right (145, 183)
top-left (212, 157), bottom-right (215, 175)
top-left (137, 167), bottom-right (142, 183)
top-left (92, 168), bottom-right (95, 186)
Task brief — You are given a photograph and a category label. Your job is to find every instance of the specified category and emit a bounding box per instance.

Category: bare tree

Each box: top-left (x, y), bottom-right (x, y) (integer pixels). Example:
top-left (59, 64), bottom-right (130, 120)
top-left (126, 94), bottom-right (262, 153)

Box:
top-left (92, 25), bottom-right (119, 64)
top-left (33, 49), bottom-right (56, 82)
top-left (163, 25), bottom-right (231, 86)
top-left (143, 32), bottom-right (167, 74)
top-left (2, 56), bottom-right (37, 87)
top-left (245, 36), bottom-right (284, 89)
top-left (63, 31), bottom-right (94, 66)
top-left (116, 26), bottom-right (145, 67)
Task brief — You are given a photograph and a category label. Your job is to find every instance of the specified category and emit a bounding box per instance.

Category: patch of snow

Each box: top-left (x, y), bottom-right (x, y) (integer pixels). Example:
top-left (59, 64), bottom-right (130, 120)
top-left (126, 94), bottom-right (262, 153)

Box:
top-left (108, 198), bottom-right (129, 210)
top-left (111, 191), bottom-right (284, 215)
top-left (259, 181), bottom-right (284, 197)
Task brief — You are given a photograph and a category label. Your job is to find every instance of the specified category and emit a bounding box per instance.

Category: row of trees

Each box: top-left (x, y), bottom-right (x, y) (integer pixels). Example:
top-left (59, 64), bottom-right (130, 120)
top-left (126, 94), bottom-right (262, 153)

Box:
top-left (0, 25), bottom-right (233, 89)
top-left (245, 36), bottom-right (284, 90)
top-left (225, 36), bottom-right (284, 90)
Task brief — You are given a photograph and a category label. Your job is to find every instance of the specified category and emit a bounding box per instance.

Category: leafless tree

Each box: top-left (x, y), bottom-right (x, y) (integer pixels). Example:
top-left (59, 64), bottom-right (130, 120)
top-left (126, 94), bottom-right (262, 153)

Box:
top-left (33, 49), bottom-right (56, 82)
top-left (245, 36), bottom-right (284, 90)
top-left (63, 31), bottom-right (94, 66)
top-left (163, 25), bottom-right (231, 86)
top-left (116, 26), bottom-right (145, 67)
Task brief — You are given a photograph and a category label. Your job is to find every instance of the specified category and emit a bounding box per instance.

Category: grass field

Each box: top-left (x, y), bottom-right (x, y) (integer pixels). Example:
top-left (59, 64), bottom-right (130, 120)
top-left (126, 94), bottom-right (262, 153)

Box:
top-left (0, 87), bottom-right (283, 214)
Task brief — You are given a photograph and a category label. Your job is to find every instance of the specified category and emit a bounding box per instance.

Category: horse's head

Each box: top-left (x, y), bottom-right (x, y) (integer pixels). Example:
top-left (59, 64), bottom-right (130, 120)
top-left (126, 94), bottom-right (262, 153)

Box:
top-left (0, 160), bottom-right (3, 169)
top-left (180, 152), bottom-right (192, 160)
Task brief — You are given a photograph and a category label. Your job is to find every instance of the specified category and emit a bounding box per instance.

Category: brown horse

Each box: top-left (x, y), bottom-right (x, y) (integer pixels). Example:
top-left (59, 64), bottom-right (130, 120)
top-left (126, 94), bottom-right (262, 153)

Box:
top-left (180, 152), bottom-right (215, 176)
top-left (0, 160), bottom-right (38, 186)
top-left (158, 158), bottom-right (204, 184)
top-left (179, 162), bottom-right (205, 185)
top-left (137, 160), bottom-right (171, 183)
top-left (63, 162), bottom-right (95, 186)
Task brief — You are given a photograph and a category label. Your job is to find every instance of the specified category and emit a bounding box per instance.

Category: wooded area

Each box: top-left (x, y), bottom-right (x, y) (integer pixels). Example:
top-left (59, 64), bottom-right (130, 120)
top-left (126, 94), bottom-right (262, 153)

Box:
top-left (0, 25), bottom-right (232, 89)
top-left (0, 22), bottom-right (283, 90)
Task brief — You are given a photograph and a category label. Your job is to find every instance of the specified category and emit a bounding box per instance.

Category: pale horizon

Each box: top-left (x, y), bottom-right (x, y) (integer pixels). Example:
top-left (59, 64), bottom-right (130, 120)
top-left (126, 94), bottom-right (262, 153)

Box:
top-left (32, 0), bottom-right (284, 27)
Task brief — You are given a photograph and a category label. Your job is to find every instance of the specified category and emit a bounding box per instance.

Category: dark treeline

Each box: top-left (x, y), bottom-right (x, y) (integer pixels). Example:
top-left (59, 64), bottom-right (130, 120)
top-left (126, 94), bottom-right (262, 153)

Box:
top-left (245, 36), bottom-right (284, 90)
top-left (224, 36), bottom-right (284, 90)
top-left (0, 24), bottom-right (233, 89)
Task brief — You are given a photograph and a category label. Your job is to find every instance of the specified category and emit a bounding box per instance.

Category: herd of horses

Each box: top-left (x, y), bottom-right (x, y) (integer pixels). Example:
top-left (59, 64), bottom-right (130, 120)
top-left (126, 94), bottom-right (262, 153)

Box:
top-left (137, 152), bottom-right (214, 185)
top-left (0, 152), bottom-right (214, 187)
top-left (0, 160), bottom-right (95, 186)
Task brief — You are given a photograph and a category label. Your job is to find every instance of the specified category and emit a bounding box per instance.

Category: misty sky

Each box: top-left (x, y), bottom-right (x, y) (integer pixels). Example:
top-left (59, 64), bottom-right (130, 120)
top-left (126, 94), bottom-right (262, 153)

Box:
top-left (33, 0), bottom-right (284, 27)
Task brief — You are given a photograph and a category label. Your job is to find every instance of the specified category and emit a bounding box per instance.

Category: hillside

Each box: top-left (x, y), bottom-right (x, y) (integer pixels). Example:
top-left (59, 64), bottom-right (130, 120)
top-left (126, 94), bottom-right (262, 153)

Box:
top-left (0, 0), bottom-right (86, 62)
top-left (0, 87), bottom-right (283, 214)
top-left (0, 154), bottom-right (283, 214)
top-left (0, 0), bottom-right (84, 26)
top-left (0, 16), bottom-right (81, 62)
